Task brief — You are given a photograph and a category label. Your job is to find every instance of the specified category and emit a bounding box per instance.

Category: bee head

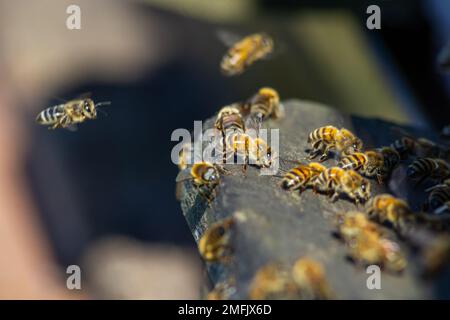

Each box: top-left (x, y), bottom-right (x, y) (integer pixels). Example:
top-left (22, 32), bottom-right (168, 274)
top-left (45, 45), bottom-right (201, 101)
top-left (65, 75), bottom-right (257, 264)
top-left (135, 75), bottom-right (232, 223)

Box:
top-left (204, 166), bottom-right (220, 184)
top-left (355, 138), bottom-right (363, 151)
top-left (259, 34), bottom-right (274, 51)
top-left (82, 99), bottom-right (96, 119)
top-left (259, 87), bottom-right (279, 103)
top-left (354, 178), bottom-right (371, 203)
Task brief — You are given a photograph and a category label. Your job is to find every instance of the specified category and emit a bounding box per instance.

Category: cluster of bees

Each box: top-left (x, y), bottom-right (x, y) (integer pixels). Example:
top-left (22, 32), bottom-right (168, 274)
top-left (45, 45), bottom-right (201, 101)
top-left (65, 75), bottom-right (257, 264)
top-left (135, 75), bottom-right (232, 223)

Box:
top-left (177, 86), bottom-right (283, 198)
top-left (175, 33), bottom-right (450, 299)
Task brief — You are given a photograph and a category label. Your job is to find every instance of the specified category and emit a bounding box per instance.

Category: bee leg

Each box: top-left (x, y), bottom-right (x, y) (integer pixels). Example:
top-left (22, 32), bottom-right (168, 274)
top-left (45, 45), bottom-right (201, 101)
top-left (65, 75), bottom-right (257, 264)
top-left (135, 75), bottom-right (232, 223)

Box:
top-left (330, 192), bottom-right (340, 203)
top-left (318, 153), bottom-right (329, 162)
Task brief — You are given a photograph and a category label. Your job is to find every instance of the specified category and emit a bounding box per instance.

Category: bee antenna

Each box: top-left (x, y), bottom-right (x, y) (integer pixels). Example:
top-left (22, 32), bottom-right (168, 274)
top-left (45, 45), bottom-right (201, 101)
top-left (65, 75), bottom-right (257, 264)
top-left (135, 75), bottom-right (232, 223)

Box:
top-left (95, 101), bottom-right (112, 107)
top-left (97, 107), bottom-right (108, 117)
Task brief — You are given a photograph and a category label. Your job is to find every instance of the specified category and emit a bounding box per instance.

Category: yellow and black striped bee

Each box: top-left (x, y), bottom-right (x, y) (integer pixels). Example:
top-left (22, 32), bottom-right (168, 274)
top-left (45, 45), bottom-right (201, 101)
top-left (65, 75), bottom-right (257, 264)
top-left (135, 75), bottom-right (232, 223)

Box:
top-left (291, 258), bottom-right (334, 300)
top-left (335, 211), bottom-right (384, 242)
top-left (335, 211), bottom-right (406, 273)
top-left (207, 278), bottom-right (237, 300)
top-left (280, 162), bottom-right (326, 192)
top-left (390, 128), bottom-right (449, 160)
top-left (248, 263), bottom-right (297, 300)
top-left (407, 158), bottom-right (450, 185)
top-left (313, 167), bottom-right (371, 204)
top-left (176, 161), bottom-right (228, 201)
top-left (307, 125), bottom-right (363, 162)
top-left (215, 104), bottom-right (246, 134)
top-left (244, 87), bottom-right (283, 131)
top-left (36, 97), bottom-right (110, 130)
top-left (214, 105), bottom-right (246, 163)
top-left (338, 147), bottom-right (400, 184)
top-left (220, 33), bottom-right (274, 76)
top-left (423, 181), bottom-right (450, 212)
top-left (198, 217), bottom-right (235, 263)
top-left (366, 194), bottom-right (412, 232)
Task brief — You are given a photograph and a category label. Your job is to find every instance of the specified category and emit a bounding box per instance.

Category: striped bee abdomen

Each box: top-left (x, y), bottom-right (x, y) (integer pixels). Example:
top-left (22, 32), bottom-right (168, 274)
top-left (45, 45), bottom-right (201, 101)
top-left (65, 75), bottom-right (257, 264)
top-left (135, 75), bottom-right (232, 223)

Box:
top-left (36, 105), bottom-right (64, 125)
top-left (429, 187), bottom-right (450, 210)
top-left (308, 126), bottom-right (337, 144)
top-left (407, 158), bottom-right (440, 179)
top-left (338, 153), bottom-right (367, 171)
top-left (281, 165), bottom-right (311, 190)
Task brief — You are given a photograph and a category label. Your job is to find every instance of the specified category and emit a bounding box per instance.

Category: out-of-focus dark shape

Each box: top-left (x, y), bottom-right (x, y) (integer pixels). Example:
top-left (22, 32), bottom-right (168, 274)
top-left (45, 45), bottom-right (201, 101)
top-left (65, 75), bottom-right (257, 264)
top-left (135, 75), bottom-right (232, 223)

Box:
top-left (438, 43), bottom-right (450, 72)
top-left (82, 237), bottom-right (201, 299)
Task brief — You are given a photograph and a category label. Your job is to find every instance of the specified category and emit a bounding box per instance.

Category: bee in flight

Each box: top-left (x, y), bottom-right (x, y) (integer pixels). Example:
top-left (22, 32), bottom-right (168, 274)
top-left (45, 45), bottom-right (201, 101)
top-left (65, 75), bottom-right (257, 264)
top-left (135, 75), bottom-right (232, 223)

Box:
top-left (36, 97), bottom-right (111, 130)
top-left (220, 32), bottom-right (274, 76)
top-left (338, 147), bottom-right (400, 184)
top-left (307, 125), bottom-right (363, 162)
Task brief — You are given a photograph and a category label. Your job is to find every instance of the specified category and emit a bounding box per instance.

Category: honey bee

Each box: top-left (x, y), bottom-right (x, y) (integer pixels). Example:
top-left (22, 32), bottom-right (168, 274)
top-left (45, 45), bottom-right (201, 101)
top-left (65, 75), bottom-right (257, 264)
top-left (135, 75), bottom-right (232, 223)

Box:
top-left (407, 158), bottom-right (450, 185)
top-left (365, 194), bottom-right (412, 232)
top-left (280, 162), bottom-right (326, 192)
top-left (338, 147), bottom-right (400, 183)
top-left (207, 278), bottom-right (236, 300)
top-left (215, 104), bottom-right (246, 134)
top-left (307, 126), bottom-right (363, 162)
top-left (391, 129), bottom-right (449, 160)
top-left (248, 263), bottom-right (297, 300)
top-left (244, 87), bottom-right (284, 131)
top-left (198, 217), bottom-right (235, 263)
top-left (291, 258), bottom-right (334, 300)
top-left (191, 162), bottom-right (224, 188)
top-left (423, 184), bottom-right (450, 212)
top-left (176, 161), bottom-right (227, 201)
top-left (335, 211), bottom-right (384, 242)
top-left (335, 211), bottom-right (406, 272)
top-left (313, 167), bottom-right (371, 204)
top-left (220, 33), bottom-right (274, 76)
top-left (223, 132), bottom-right (274, 168)
top-left (177, 142), bottom-right (193, 171)
top-left (349, 231), bottom-right (407, 273)
top-left (36, 97), bottom-right (110, 130)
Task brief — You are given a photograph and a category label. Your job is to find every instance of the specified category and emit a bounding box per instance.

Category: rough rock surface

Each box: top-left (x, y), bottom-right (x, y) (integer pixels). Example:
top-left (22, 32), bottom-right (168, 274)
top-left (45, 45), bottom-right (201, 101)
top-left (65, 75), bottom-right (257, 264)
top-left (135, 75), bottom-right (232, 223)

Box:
top-left (176, 99), bottom-right (449, 299)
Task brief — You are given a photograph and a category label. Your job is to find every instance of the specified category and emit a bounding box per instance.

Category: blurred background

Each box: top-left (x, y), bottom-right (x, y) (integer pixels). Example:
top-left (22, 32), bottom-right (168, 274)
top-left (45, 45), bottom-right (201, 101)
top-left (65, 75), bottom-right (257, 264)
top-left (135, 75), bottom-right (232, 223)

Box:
top-left (0, 0), bottom-right (448, 299)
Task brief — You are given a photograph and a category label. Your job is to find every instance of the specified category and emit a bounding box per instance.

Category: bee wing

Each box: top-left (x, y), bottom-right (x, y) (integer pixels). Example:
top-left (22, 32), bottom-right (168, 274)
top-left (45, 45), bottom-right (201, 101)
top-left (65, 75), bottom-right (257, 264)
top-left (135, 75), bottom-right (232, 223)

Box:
top-left (65, 124), bottom-right (78, 132)
top-left (176, 168), bottom-right (192, 183)
top-left (216, 29), bottom-right (242, 47)
top-left (175, 169), bottom-right (194, 200)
